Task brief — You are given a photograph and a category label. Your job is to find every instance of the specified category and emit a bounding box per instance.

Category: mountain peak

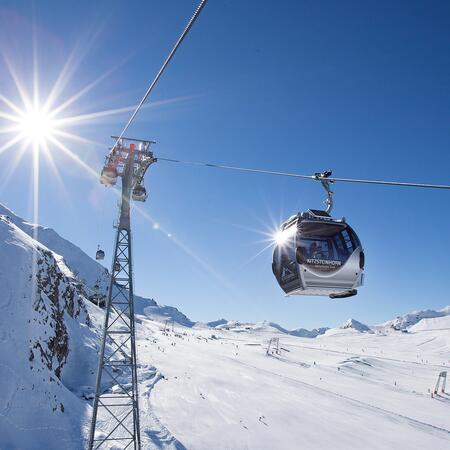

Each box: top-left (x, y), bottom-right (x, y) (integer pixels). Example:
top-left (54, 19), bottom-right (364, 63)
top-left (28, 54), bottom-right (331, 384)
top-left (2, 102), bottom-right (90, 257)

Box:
top-left (341, 318), bottom-right (371, 332)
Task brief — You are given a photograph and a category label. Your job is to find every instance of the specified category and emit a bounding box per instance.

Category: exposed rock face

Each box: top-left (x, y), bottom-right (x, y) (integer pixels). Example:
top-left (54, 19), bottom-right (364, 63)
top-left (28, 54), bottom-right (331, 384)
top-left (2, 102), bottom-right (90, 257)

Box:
top-left (30, 248), bottom-right (91, 379)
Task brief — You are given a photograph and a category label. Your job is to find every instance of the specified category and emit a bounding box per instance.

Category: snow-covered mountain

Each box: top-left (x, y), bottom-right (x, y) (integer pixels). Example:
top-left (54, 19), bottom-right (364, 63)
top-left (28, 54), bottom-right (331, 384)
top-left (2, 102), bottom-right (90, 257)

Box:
top-left (0, 202), bottom-right (329, 335)
top-left (0, 214), bottom-right (101, 449)
top-left (341, 318), bottom-right (372, 333)
top-left (206, 318), bottom-right (228, 328)
top-left (289, 326), bottom-right (330, 338)
top-left (0, 203), bottom-right (110, 295)
top-left (0, 208), bottom-right (191, 449)
top-left (0, 203), bottom-right (191, 326)
top-left (206, 319), bottom-right (329, 338)
top-left (377, 306), bottom-right (450, 331)
top-left (3, 203), bottom-right (447, 336)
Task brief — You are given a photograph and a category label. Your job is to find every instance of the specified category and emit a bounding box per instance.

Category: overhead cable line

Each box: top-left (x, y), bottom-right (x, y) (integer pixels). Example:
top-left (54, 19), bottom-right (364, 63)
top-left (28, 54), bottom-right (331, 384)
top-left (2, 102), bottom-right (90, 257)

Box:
top-left (158, 157), bottom-right (450, 190)
top-left (112, 0), bottom-right (208, 150)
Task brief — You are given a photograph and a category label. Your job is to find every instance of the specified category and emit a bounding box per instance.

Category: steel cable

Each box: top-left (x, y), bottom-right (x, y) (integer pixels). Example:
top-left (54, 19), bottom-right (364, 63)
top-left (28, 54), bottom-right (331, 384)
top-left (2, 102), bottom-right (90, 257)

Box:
top-left (112, 0), bottom-right (208, 150)
top-left (158, 157), bottom-right (450, 190)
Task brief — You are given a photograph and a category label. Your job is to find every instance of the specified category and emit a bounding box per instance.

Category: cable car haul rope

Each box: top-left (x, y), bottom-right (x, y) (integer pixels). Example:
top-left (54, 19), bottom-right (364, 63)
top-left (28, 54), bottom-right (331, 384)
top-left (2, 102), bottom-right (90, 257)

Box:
top-left (155, 157), bottom-right (448, 300)
top-left (157, 157), bottom-right (450, 190)
top-left (111, 0), bottom-right (209, 152)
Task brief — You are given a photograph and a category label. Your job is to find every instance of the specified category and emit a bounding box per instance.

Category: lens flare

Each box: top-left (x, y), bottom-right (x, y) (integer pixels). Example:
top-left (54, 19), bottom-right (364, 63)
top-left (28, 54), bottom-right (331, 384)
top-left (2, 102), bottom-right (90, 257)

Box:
top-left (274, 226), bottom-right (296, 245)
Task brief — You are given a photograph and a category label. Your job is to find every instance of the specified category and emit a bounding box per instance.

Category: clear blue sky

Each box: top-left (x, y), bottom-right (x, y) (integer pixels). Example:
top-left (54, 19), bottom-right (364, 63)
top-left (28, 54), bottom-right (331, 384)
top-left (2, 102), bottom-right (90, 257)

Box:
top-left (1, 0), bottom-right (449, 329)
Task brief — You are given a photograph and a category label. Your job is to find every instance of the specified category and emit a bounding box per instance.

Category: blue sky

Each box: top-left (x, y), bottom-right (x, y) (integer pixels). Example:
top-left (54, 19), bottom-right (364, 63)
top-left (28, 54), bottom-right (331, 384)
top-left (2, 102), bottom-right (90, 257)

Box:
top-left (1, 0), bottom-right (449, 329)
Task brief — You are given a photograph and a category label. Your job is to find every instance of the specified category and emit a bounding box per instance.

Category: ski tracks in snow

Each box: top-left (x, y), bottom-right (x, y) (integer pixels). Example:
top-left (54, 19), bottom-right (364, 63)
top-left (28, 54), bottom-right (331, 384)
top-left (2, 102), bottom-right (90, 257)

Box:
top-left (138, 363), bottom-right (187, 450)
top-left (286, 342), bottom-right (448, 370)
top-left (231, 358), bottom-right (450, 439)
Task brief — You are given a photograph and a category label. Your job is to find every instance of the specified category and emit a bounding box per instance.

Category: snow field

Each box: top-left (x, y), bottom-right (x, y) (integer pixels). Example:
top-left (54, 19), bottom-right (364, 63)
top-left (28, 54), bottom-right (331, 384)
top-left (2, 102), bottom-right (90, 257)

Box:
top-left (135, 319), bottom-right (449, 449)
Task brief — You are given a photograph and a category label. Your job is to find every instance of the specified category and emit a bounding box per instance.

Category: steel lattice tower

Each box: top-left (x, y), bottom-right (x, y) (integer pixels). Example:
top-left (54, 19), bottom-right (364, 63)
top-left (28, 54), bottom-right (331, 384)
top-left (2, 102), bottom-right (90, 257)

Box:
top-left (88, 138), bottom-right (156, 450)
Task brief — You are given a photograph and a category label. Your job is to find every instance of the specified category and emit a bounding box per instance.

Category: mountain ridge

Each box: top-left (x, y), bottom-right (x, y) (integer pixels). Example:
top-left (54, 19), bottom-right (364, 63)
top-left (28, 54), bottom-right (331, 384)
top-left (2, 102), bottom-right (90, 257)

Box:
top-left (1, 203), bottom-right (449, 336)
top-left (0, 203), bottom-right (192, 326)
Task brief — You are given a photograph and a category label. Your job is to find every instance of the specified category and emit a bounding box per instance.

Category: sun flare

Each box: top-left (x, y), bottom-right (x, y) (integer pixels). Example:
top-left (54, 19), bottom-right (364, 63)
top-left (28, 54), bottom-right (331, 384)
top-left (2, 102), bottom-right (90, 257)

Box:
top-left (274, 225), bottom-right (296, 246)
top-left (18, 106), bottom-right (57, 147)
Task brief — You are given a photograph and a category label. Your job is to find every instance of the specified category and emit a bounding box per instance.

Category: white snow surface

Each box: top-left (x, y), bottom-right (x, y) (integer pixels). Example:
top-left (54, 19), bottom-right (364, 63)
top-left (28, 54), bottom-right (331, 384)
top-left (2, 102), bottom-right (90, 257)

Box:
top-left (140, 318), bottom-right (450, 449)
top-left (409, 315), bottom-right (450, 332)
top-left (1, 208), bottom-right (450, 449)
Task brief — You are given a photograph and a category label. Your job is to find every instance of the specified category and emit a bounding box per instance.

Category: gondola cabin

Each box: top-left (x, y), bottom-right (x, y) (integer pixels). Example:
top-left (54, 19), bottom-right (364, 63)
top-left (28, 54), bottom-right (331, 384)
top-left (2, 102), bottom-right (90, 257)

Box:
top-left (100, 164), bottom-right (118, 186)
top-left (132, 185), bottom-right (147, 202)
top-left (272, 209), bottom-right (364, 299)
top-left (95, 249), bottom-right (105, 260)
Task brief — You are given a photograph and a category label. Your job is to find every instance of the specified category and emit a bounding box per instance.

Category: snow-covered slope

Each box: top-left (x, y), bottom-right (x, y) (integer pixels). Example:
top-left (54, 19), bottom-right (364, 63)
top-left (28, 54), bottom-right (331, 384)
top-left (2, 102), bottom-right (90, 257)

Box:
top-left (0, 212), bottom-right (187, 449)
top-left (140, 314), bottom-right (450, 450)
top-left (409, 314), bottom-right (450, 332)
top-left (0, 215), bottom-right (101, 449)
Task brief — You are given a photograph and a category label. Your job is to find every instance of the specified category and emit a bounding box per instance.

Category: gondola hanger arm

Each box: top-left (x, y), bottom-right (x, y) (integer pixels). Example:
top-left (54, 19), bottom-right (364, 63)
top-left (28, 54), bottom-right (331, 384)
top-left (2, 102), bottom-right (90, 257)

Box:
top-left (314, 170), bottom-right (334, 213)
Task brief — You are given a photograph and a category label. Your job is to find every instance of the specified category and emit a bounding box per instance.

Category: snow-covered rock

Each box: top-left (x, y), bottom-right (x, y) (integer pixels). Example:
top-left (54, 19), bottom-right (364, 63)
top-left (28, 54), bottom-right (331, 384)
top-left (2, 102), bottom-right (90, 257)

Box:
top-left (341, 318), bottom-right (372, 333)
top-left (206, 318), bottom-right (228, 328)
top-left (0, 215), bottom-right (101, 449)
top-left (0, 203), bottom-right (193, 327)
top-left (137, 301), bottom-right (194, 327)
top-left (0, 204), bottom-right (109, 296)
top-left (289, 326), bottom-right (329, 338)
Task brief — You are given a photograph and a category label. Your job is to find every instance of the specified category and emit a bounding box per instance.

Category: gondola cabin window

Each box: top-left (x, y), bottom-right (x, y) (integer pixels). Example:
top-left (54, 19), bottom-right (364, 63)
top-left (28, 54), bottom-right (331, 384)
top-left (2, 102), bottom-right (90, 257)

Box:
top-left (296, 223), bottom-right (359, 272)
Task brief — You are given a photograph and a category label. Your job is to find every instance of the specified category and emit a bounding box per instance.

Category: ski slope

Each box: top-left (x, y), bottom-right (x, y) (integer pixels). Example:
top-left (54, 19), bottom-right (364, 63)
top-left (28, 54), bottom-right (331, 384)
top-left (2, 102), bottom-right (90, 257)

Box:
top-left (135, 319), bottom-right (450, 450)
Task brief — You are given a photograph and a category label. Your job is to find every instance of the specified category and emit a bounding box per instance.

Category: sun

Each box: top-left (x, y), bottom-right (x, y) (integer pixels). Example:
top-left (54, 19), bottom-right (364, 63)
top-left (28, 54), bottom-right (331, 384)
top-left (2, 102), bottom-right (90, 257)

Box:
top-left (0, 59), bottom-right (107, 179)
top-left (274, 225), bottom-right (296, 246)
top-left (18, 106), bottom-right (57, 147)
